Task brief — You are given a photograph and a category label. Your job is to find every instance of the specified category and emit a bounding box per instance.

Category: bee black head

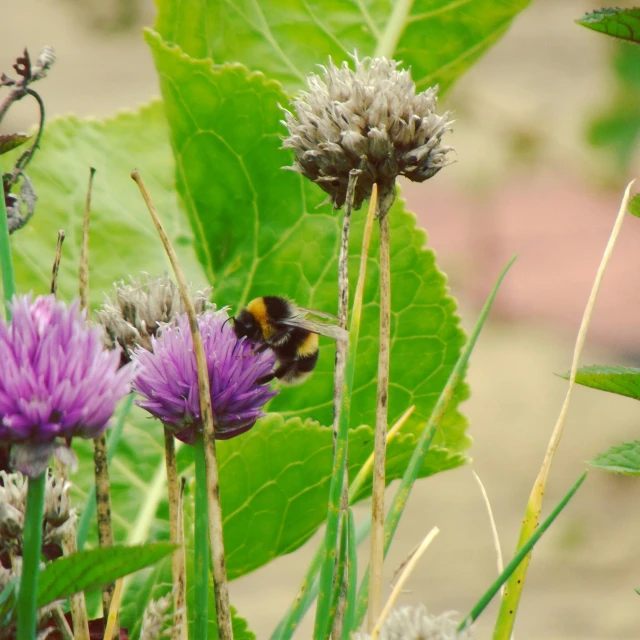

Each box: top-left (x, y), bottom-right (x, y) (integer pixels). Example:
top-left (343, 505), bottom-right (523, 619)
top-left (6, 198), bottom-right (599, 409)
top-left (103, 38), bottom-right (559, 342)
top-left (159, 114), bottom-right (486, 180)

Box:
top-left (233, 308), bottom-right (263, 342)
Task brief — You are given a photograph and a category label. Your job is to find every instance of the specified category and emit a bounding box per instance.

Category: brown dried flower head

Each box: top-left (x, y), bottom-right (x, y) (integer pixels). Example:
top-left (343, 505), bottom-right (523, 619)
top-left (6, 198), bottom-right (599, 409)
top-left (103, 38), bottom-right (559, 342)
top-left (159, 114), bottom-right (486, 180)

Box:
top-left (96, 274), bottom-right (212, 363)
top-left (282, 54), bottom-right (454, 213)
top-left (352, 605), bottom-right (473, 640)
top-left (0, 470), bottom-right (76, 556)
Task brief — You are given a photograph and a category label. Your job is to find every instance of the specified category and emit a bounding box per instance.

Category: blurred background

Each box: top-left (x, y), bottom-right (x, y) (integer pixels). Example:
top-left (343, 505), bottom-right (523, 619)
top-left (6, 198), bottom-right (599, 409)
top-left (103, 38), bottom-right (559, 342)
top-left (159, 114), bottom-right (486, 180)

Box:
top-left (3, 0), bottom-right (640, 638)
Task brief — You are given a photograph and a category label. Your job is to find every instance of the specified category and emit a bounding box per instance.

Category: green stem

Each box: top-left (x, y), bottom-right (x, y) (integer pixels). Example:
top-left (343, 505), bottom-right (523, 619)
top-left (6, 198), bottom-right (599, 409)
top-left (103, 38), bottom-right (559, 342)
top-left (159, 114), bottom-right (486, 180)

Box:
top-left (459, 471), bottom-right (588, 632)
top-left (17, 472), bottom-right (46, 640)
top-left (313, 189), bottom-right (378, 640)
top-left (343, 508), bottom-right (358, 638)
top-left (194, 432), bottom-right (210, 639)
top-left (77, 393), bottom-right (134, 551)
top-left (354, 256), bottom-right (518, 627)
top-left (272, 516), bottom-right (371, 640)
top-left (0, 159), bottom-right (16, 320)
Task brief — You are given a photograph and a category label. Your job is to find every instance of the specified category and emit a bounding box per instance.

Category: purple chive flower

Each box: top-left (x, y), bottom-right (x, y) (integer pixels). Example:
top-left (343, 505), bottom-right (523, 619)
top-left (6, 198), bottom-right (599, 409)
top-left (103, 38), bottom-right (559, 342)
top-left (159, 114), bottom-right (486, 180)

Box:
top-left (132, 310), bottom-right (278, 443)
top-left (0, 295), bottom-right (133, 477)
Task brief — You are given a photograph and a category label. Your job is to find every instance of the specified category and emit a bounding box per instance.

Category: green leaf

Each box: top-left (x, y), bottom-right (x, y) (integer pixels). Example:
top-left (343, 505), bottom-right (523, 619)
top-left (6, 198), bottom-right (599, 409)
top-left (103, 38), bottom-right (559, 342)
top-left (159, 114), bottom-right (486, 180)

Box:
top-left (577, 8), bottom-right (640, 43)
top-left (0, 134), bottom-right (30, 156)
top-left (154, 0), bottom-right (531, 93)
top-left (568, 365), bottom-right (640, 401)
top-left (586, 43), bottom-right (640, 173)
top-left (147, 31), bottom-right (470, 455)
top-left (2, 102), bottom-right (206, 308)
top-left (628, 193), bottom-right (640, 218)
top-left (589, 441), bottom-right (640, 476)
top-left (36, 543), bottom-right (175, 608)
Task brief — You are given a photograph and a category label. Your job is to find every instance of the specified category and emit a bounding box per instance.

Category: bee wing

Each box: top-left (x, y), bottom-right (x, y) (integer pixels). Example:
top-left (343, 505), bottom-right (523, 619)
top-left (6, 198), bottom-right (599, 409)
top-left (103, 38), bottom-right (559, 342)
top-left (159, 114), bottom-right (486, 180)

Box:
top-left (280, 315), bottom-right (349, 342)
top-left (296, 306), bottom-right (341, 322)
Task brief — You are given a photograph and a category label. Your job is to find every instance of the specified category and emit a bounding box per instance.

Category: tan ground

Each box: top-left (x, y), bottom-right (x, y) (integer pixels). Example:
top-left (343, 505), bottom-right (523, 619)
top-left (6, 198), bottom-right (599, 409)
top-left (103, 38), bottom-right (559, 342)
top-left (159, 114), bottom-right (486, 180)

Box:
top-left (4, 0), bottom-right (640, 637)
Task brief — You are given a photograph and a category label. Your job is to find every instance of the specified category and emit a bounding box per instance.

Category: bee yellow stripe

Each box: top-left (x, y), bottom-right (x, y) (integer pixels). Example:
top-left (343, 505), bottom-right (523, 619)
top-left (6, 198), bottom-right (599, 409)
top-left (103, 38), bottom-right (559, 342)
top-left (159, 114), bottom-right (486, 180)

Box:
top-left (298, 332), bottom-right (319, 357)
top-left (247, 298), bottom-right (274, 338)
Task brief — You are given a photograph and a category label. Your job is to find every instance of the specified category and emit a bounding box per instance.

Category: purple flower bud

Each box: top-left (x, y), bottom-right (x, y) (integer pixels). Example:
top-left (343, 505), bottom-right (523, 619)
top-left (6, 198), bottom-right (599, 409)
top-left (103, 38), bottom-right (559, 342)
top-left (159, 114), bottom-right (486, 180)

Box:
top-left (132, 310), bottom-right (278, 444)
top-left (0, 295), bottom-right (133, 477)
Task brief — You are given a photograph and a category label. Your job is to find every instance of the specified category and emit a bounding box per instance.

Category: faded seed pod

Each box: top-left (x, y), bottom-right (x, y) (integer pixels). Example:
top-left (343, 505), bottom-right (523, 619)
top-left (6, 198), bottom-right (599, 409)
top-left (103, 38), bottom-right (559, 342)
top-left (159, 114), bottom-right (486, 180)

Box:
top-left (282, 54), bottom-right (454, 214)
top-left (352, 605), bottom-right (474, 640)
top-left (96, 273), bottom-right (213, 363)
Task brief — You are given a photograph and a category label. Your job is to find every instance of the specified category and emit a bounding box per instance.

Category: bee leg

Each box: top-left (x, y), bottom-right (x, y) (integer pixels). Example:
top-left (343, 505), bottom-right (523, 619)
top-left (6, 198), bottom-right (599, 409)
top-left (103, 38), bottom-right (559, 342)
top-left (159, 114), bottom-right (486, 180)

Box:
top-left (252, 343), bottom-right (270, 355)
top-left (257, 361), bottom-right (293, 385)
top-left (257, 371), bottom-right (277, 385)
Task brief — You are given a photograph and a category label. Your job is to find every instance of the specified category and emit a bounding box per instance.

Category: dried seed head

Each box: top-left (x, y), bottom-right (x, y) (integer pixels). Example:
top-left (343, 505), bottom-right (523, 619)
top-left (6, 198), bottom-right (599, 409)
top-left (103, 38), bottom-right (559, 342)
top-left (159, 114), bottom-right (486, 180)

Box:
top-left (282, 54), bottom-right (454, 213)
top-left (0, 470), bottom-right (77, 555)
top-left (96, 274), bottom-right (213, 363)
top-left (31, 46), bottom-right (55, 81)
top-left (139, 591), bottom-right (173, 640)
top-left (352, 605), bottom-right (473, 640)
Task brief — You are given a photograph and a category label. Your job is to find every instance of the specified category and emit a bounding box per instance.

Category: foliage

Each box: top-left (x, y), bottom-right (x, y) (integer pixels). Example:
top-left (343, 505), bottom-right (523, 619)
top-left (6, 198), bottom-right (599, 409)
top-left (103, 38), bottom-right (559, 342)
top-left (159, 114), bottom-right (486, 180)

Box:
top-left (0, 0), bottom-right (538, 637)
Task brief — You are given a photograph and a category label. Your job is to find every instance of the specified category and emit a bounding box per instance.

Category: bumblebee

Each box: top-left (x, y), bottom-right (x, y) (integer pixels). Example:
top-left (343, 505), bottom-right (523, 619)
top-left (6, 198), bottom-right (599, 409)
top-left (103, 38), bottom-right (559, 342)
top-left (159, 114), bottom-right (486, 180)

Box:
top-left (232, 296), bottom-right (348, 385)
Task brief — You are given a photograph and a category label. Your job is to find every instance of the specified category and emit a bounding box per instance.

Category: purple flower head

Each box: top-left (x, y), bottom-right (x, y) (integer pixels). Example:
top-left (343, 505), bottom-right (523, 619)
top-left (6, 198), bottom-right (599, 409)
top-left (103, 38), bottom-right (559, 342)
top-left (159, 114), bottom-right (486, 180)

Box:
top-left (0, 294), bottom-right (134, 477)
top-left (132, 309), bottom-right (278, 443)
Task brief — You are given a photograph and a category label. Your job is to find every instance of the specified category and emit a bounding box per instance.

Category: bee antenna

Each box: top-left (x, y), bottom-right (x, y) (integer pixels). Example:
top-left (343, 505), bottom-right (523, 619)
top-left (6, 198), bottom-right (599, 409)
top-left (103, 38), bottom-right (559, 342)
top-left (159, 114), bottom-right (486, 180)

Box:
top-left (221, 316), bottom-right (235, 333)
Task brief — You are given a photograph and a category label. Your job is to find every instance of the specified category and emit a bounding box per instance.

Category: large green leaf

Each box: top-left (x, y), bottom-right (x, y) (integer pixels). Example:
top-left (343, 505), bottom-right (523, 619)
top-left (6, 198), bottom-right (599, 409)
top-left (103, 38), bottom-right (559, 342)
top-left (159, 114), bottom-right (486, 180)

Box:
top-left (147, 32), bottom-right (469, 454)
top-left (3, 102), bottom-right (206, 308)
top-left (154, 0), bottom-right (530, 93)
top-left (569, 365), bottom-right (640, 401)
top-left (589, 441), bottom-right (640, 476)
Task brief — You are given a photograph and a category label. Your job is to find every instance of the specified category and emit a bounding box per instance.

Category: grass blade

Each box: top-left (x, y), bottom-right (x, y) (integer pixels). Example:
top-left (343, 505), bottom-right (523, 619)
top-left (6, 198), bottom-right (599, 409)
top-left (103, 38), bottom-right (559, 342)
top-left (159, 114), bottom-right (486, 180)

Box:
top-left (459, 471), bottom-right (587, 631)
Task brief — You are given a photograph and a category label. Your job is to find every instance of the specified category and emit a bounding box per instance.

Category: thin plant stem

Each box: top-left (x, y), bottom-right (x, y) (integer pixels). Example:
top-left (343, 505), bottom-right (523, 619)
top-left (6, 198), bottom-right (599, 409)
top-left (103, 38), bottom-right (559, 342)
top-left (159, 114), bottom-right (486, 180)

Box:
top-left (164, 428), bottom-right (188, 640)
top-left (51, 232), bottom-right (90, 640)
top-left (344, 508), bottom-right (358, 638)
top-left (493, 181), bottom-right (635, 640)
top-left (17, 472), bottom-right (46, 640)
top-left (272, 515), bottom-right (372, 640)
top-left (273, 404), bottom-right (411, 640)
top-left (194, 433), bottom-right (210, 639)
top-left (355, 256), bottom-right (517, 627)
top-left (472, 470), bottom-right (504, 586)
top-left (103, 578), bottom-right (124, 640)
top-left (329, 510), bottom-right (349, 639)
top-left (61, 531), bottom-right (90, 640)
top-left (131, 169), bottom-right (233, 640)
top-left (52, 606), bottom-right (74, 640)
top-left (332, 167), bottom-right (359, 640)
top-left (5, 89), bottom-right (46, 190)
top-left (79, 168), bottom-right (117, 634)
top-left (313, 186), bottom-right (378, 640)
top-left (77, 393), bottom-right (134, 551)
top-left (50, 230), bottom-right (65, 295)
top-left (371, 527), bottom-right (439, 639)
top-left (0, 158), bottom-right (16, 319)
top-left (368, 198), bottom-right (392, 630)
top-left (348, 405), bottom-right (414, 504)
top-left (462, 472), bottom-right (588, 632)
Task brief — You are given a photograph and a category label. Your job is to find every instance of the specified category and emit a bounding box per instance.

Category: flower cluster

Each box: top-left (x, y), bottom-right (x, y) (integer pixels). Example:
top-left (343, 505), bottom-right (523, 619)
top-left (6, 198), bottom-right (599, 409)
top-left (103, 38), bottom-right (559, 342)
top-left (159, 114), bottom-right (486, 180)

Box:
top-left (353, 605), bottom-right (473, 640)
top-left (0, 470), bottom-right (76, 557)
top-left (133, 309), bottom-right (277, 443)
top-left (0, 295), bottom-right (133, 476)
top-left (282, 54), bottom-right (453, 212)
top-left (97, 274), bottom-right (212, 364)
